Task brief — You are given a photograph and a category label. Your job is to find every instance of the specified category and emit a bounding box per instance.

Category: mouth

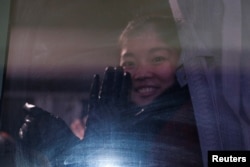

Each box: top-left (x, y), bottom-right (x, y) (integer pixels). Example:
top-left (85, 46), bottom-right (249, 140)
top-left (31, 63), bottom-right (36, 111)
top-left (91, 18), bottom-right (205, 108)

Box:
top-left (135, 86), bottom-right (159, 97)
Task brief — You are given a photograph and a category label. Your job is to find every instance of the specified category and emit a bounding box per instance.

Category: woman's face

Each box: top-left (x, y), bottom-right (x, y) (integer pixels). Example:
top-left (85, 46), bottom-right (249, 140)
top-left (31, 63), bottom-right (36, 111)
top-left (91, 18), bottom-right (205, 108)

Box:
top-left (120, 26), bottom-right (179, 106)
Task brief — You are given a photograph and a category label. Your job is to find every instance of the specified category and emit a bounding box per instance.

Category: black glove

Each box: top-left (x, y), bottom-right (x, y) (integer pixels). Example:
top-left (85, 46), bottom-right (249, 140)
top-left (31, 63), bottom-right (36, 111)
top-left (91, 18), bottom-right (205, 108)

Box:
top-left (86, 66), bottom-right (133, 138)
top-left (66, 66), bottom-right (136, 166)
top-left (19, 102), bottom-right (80, 162)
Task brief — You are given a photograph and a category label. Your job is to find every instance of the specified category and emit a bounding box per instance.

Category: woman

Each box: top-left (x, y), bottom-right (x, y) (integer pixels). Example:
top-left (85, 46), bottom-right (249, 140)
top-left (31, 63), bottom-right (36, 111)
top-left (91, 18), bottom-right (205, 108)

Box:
top-left (119, 16), bottom-right (180, 106)
top-left (84, 16), bottom-right (203, 167)
top-left (19, 16), bottom-right (203, 167)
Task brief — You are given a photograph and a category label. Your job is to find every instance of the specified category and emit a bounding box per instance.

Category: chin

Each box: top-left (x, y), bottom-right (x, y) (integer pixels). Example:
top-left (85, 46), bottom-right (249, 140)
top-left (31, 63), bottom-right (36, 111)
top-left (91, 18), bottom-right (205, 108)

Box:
top-left (132, 90), bottom-right (166, 106)
top-left (133, 97), bottom-right (155, 106)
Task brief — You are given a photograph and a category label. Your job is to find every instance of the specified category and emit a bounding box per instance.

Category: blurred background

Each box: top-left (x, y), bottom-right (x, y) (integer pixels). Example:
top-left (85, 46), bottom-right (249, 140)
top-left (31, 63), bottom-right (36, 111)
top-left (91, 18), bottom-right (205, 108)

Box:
top-left (1, 0), bottom-right (173, 139)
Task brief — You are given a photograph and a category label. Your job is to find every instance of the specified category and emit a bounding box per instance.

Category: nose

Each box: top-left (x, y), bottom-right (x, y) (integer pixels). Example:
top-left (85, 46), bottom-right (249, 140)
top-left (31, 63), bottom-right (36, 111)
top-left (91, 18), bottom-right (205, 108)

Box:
top-left (133, 63), bottom-right (153, 80)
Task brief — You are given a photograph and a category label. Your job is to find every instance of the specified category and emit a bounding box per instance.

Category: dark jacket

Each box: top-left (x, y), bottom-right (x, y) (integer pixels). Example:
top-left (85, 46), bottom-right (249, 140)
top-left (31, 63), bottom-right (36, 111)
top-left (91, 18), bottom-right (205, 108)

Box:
top-left (63, 83), bottom-right (203, 167)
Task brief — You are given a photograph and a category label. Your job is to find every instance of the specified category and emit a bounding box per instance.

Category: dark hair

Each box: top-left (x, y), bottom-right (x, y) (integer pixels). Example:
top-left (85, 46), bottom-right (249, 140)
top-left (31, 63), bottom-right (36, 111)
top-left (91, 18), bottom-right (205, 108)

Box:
top-left (119, 15), bottom-right (181, 55)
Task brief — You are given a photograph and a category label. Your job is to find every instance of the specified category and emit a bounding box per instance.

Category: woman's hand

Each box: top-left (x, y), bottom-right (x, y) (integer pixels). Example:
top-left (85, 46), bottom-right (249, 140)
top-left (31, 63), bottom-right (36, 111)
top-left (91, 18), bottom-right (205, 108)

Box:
top-left (19, 102), bottom-right (79, 160)
top-left (86, 66), bottom-right (132, 136)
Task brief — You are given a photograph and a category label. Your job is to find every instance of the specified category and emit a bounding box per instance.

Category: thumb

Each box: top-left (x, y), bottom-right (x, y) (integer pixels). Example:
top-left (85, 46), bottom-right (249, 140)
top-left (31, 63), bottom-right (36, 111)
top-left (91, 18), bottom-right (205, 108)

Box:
top-left (23, 102), bottom-right (50, 117)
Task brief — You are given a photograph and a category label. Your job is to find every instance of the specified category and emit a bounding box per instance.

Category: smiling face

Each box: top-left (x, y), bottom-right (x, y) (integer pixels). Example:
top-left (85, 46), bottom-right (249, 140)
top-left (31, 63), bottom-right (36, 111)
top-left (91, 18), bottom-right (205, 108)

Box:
top-left (120, 25), bottom-right (179, 106)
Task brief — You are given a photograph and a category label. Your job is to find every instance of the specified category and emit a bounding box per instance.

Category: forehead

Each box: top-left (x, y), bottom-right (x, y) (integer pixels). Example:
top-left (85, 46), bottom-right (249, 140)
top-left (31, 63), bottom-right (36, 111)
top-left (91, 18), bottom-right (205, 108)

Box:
top-left (122, 25), bottom-right (162, 43)
top-left (121, 27), bottom-right (169, 55)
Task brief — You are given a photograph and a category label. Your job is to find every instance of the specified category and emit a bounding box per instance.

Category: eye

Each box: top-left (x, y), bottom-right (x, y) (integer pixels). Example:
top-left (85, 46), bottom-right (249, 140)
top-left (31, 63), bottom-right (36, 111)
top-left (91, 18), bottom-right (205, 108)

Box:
top-left (121, 61), bottom-right (135, 68)
top-left (151, 56), bottom-right (166, 63)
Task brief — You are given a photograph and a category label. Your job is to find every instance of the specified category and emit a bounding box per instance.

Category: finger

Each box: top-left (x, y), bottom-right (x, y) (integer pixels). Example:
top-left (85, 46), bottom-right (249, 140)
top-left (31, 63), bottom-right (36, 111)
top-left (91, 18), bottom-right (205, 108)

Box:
top-left (19, 122), bottom-right (29, 139)
top-left (99, 66), bottom-right (115, 103)
top-left (88, 74), bottom-right (100, 111)
top-left (112, 66), bottom-right (124, 103)
top-left (120, 72), bottom-right (132, 107)
top-left (23, 102), bottom-right (47, 117)
top-left (19, 115), bottom-right (37, 141)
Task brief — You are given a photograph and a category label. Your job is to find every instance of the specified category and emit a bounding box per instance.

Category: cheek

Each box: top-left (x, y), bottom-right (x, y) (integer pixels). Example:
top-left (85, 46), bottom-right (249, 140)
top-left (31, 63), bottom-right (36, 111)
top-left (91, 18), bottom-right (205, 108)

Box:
top-left (155, 63), bottom-right (177, 85)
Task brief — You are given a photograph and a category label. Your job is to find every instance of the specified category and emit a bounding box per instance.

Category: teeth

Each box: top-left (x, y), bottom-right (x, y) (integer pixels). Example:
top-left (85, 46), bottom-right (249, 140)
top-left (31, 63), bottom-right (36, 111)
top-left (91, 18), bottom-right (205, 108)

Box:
top-left (138, 87), bottom-right (154, 93)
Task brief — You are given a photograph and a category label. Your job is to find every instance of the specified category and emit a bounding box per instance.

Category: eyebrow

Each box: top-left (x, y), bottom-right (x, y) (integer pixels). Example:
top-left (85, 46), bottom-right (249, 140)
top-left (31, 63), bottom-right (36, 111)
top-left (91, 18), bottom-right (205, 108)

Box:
top-left (121, 47), bottom-right (171, 58)
top-left (121, 52), bottom-right (134, 58)
top-left (149, 47), bottom-right (171, 54)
